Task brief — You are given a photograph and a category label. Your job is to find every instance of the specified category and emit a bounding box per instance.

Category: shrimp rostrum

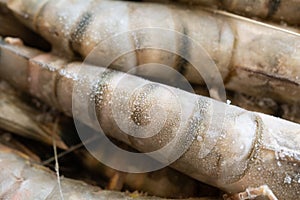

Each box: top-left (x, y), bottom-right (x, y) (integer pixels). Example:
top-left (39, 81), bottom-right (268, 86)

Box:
top-left (0, 38), bottom-right (300, 199)
top-left (6, 0), bottom-right (300, 105)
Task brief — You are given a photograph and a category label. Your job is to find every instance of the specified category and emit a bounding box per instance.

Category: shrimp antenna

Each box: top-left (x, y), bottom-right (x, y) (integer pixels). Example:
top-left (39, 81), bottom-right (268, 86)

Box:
top-left (204, 7), bottom-right (300, 37)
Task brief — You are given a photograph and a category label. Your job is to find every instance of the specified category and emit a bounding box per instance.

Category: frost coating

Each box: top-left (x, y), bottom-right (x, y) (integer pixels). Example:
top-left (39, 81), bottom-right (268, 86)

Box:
top-left (184, 99), bottom-right (259, 185)
top-left (1, 38), bottom-right (300, 199)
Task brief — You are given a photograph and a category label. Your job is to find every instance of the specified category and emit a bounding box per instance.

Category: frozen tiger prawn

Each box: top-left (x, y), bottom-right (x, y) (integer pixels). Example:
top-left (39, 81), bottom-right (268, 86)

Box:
top-left (1, 38), bottom-right (300, 200)
top-left (5, 0), bottom-right (300, 105)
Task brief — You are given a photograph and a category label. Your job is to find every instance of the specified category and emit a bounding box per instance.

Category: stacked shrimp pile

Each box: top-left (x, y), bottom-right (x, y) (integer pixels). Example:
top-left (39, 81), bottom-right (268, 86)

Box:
top-left (0, 0), bottom-right (299, 199)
